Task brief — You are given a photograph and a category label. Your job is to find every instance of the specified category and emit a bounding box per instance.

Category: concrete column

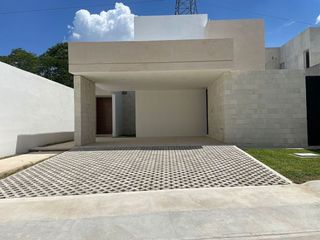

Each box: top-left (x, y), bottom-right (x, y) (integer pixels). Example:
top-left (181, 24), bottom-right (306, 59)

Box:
top-left (74, 76), bottom-right (96, 146)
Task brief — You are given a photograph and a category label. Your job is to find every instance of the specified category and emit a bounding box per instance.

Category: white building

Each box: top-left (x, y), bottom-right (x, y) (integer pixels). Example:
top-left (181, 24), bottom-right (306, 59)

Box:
top-left (68, 14), bottom-right (320, 147)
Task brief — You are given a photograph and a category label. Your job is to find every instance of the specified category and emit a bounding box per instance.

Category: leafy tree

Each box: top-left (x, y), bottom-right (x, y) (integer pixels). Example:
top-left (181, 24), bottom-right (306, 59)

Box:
top-left (1, 48), bottom-right (39, 74)
top-left (38, 43), bottom-right (73, 87)
top-left (0, 43), bottom-right (73, 88)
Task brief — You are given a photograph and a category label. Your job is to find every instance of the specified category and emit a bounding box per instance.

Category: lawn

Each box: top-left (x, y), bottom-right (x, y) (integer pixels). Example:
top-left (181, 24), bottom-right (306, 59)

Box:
top-left (245, 148), bottom-right (320, 184)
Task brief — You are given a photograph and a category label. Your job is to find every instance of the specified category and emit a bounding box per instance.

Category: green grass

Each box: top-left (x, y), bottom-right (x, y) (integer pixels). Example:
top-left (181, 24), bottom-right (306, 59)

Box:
top-left (245, 148), bottom-right (320, 184)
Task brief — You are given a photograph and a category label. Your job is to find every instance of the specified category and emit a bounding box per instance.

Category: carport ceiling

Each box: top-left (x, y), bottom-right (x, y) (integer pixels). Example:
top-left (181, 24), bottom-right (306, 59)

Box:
top-left (81, 70), bottom-right (227, 90)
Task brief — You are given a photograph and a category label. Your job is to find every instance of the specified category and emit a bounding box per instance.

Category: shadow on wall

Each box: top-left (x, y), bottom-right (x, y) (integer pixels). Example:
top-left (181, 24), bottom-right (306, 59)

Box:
top-left (15, 132), bottom-right (74, 154)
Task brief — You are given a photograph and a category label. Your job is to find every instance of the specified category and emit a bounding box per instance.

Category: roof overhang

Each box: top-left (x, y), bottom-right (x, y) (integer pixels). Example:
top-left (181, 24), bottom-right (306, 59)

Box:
top-left (68, 39), bottom-right (234, 90)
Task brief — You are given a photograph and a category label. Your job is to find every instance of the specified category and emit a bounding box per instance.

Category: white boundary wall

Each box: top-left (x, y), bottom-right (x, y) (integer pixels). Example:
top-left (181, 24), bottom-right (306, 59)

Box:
top-left (0, 62), bottom-right (74, 157)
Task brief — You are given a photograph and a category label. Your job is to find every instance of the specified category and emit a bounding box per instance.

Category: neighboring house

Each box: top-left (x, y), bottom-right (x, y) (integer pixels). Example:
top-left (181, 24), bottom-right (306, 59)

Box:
top-left (0, 62), bottom-right (74, 158)
top-left (68, 14), bottom-right (320, 148)
top-left (266, 28), bottom-right (320, 70)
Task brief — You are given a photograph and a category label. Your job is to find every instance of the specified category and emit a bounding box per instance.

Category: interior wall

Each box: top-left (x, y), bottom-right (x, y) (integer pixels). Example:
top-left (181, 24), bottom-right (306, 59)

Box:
top-left (0, 62), bottom-right (74, 157)
top-left (135, 89), bottom-right (207, 137)
top-left (112, 91), bottom-right (136, 137)
top-left (121, 92), bottom-right (136, 136)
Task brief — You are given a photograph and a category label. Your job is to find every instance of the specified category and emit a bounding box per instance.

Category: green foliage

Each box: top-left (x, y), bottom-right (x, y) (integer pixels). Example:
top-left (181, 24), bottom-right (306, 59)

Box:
top-left (1, 48), bottom-right (39, 74)
top-left (0, 43), bottom-right (73, 88)
top-left (245, 148), bottom-right (320, 183)
top-left (38, 43), bottom-right (73, 87)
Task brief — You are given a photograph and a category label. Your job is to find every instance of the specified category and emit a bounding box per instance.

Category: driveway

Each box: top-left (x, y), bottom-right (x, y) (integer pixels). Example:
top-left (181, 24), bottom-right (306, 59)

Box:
top-left (0, 144), bottom-right (290, 199)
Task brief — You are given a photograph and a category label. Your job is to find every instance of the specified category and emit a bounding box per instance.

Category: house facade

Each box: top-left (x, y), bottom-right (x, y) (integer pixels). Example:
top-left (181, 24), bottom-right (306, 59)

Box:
top-left (68, 14), bottom-right (320, 147)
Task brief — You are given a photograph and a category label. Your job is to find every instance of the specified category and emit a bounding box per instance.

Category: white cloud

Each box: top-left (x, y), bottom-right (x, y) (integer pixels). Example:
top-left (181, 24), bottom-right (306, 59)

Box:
top-left (316, 14), bottom-right (320, 25)
top-left (68, 2), bottom-right (134, 41)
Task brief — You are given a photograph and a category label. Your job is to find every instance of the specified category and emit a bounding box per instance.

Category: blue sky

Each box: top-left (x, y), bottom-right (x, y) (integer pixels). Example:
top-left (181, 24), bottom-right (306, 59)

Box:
top-left (0, 0), bottom-right (319, 55)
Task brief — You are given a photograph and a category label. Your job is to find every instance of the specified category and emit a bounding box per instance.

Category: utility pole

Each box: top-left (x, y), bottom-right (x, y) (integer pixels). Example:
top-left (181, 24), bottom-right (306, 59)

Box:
top-left (175, 0), bottom-right (198, 15)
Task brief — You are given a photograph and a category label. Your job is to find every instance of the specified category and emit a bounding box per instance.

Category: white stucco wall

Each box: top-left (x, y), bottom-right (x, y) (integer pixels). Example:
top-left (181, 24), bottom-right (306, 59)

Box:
top-left (135, 89), bottom-right (207, 137)
top-left (0, 62), bottom-right (74, 157)
top-left (134, 14), bottom-right (208, 41)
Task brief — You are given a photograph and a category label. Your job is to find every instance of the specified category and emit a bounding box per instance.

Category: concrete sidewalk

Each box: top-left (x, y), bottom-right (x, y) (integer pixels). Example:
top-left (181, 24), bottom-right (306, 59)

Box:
top-left (0, 151), bottom-right (62, 179)
top-left (0, 182), bottom-right (319, 239)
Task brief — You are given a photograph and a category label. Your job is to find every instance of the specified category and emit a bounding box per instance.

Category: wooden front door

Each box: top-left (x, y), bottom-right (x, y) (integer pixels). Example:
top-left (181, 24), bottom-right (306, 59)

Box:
top-left (96, 97), bottom-right (112, 134)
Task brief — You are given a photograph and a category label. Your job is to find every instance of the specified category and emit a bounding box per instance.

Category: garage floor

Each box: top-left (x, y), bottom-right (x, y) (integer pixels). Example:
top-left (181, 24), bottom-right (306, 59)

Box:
top-left (0, 143), bottom-right (290, 199)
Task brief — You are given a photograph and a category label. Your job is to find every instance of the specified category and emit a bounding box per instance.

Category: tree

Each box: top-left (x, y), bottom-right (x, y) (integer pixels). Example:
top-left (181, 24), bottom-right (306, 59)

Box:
top-left (38, 43), bottom-right (73, 87)
top-left (1, 48), bottom-right (39, 74)
top-left (0, 43), bottom-right (73, 88)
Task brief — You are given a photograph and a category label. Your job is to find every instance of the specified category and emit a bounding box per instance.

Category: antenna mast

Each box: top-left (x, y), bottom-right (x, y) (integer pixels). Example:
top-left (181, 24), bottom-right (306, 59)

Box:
top-left (175, 0), bottom-right (198, 15)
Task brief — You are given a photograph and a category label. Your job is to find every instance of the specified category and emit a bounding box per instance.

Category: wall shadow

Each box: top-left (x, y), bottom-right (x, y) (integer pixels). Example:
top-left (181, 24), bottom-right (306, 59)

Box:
top-left (15, 132), bottom-right (74, 154)
top-left (71, 145), bottom-right (204, 152)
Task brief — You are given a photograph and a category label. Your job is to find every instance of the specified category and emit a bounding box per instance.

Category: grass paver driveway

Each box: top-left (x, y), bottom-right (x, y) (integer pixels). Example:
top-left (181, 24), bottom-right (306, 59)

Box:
top-left (0, 145), bottom-right (290, 199)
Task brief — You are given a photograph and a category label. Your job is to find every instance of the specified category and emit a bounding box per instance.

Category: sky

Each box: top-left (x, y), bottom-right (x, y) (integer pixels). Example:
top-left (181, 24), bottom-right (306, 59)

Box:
top-left (0, 0), bottom-right (319, 55)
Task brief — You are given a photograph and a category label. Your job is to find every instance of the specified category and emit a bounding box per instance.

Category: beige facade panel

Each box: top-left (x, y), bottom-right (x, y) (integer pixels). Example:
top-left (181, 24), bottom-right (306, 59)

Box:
top-left (74, 76), bottom-right (96, 146)
top-left (68, 39), bottom-right (234, 73)
top-left (208, 70), bottom-right (308, 147)
top-left (208, 78), bottom-right (225, 142)
top-left (205, 19), bottom-right (265, 71)
top-left (135, 89), bottom-right (207, 137)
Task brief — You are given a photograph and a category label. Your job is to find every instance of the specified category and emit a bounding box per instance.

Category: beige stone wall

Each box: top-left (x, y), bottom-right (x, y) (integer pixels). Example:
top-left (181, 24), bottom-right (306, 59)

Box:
top-left (205, 19), bottom-right (265, 71)
top-left (74, 76), bottom-right (96, 146)
top-left (135, 89), bottom-right (207, 137)
top-left (207, 77), bottom-right (225, 142)
top-left (265, 48), bottom-right (280, 69)
top-left (208, 70), bottom-right (308, 147)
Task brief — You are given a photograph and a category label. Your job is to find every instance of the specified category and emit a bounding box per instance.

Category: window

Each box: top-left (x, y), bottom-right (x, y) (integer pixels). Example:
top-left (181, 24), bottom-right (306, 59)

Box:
top-left (280, 62), bottom-right (285, 69)
top-left (304, 50), bottom-right (310, 69)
